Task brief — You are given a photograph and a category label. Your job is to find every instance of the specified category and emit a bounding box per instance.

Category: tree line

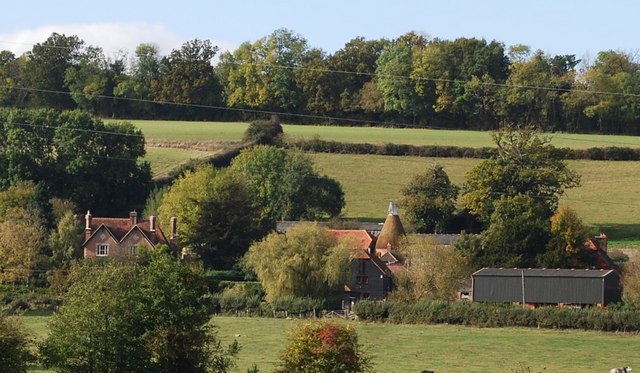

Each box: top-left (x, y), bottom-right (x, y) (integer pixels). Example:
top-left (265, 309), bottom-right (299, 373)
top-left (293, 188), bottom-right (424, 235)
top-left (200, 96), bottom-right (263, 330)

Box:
top-left (1, 30), bottom-right (640, 133)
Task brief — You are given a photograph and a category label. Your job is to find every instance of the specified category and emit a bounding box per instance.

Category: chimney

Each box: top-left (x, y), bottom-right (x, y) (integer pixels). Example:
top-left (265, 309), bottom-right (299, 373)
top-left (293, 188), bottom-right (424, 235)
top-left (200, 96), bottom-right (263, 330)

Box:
top-left (85, 211), bottom-right (92, 241)
top-left (130, 211), bottom-right (138, 226)
top-left (149, 215), bottom-right (156, 232)
top-left (170, 217), bottom-right (177, 240)
top-left (598, 233), bottom-right (608, 252)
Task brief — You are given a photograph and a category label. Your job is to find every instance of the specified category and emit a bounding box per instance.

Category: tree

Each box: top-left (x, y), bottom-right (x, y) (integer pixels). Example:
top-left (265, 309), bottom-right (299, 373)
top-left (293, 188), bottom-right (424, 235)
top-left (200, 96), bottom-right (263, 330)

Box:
top-left (412, 38), bottom-right (508, 122)
top-left (40, 250), bottom-right (238, 373)
top-left (276, 321), bottom-right (372, 373)
top-left (153, 39), bottom-right (222, 118)
top-left (158, 167), bottom-right (267, 269)
top-left (478, 195), bottom-right (551, 268)
top-left (375, 34), bottom-right (430, 121)
top-left (244, 224), bottom-right (351, 302)
top-left (537, 206), bottom-right (590, 268)
top-left (0, 109), bottom-right (151, 215)
top-left (24, 33), bottom-right (84, 110)
top-left (400, 164), bottom-right (458, 233)
top-left (219, 29), bottom-right (309, 112)
top-left (0, 182), bottom-right (48, 284)
top-left (461, 127), bottom-right (580, 223)
top-left (392, 235), bottom-right (472, 301)
top-left (229, 145), bottom-right (344, 221)
top-left (243, 115), bottom-right (283, 146)
top-left (114, 43), bottom-right (161, 117)
top-left (0, 315), bottom-right (33, 373)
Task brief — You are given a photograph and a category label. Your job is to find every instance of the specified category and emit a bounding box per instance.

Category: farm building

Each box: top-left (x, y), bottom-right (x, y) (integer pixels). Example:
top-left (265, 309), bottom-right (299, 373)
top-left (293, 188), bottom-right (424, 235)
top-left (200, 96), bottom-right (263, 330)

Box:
top-left (471, 268), bottom-right (621, 307)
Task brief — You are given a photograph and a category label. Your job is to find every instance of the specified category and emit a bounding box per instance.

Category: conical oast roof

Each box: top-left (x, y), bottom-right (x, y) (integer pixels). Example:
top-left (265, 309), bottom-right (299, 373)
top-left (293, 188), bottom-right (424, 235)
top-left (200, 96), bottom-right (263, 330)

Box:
top-left (375, 202), bottom-right (406, 252)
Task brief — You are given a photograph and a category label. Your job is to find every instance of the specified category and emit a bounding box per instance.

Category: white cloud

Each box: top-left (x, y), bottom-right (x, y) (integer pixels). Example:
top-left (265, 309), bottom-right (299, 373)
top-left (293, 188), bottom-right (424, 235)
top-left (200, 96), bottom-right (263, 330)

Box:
top-left (0, 22), bottom-right (236, 60)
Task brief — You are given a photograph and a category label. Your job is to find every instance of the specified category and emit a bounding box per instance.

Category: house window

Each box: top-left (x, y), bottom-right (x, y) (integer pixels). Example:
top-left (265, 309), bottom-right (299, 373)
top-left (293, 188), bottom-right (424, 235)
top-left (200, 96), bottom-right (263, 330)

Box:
top-left (129, 245), bottom-right (137, 256)
top-left (356, 275), bottom-right (369, 285)
top-left (96, 244), bottom-right (109, 256)
top-left (358, 261), bottom-right (366, 274)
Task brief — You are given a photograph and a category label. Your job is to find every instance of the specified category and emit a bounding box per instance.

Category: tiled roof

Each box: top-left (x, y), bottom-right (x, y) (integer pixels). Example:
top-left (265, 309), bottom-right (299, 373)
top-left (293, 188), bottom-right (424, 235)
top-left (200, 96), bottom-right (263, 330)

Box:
top-left (327, 230), bottom-right (374, 251)
top-left (89, 217), bottom-right (169, 245)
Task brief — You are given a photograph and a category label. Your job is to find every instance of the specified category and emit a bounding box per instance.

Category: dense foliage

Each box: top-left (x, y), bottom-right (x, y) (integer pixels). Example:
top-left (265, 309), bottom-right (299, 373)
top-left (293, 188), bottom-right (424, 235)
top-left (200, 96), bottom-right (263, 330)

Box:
top-left (229, 145), bottom-right (344, 221)
top-left (276, 321), bottom-right (372, 373)
top-left (353, 300), bottom-right (640, 332)
top-left (0, 314), bottom-right (33, 373)
top-left (393, 236), bottom-right (472, 301)
top-left (40, 250), bottom-right (239, 373)
top-left (158, 166), bottom-right (269, 269)
top-left (400, 164), bottom-right (458, 233)
top-left (2, 31), bottom-right (640, 133)
top-left (244, 224), bottom-right (352, 302)
top-left (0, 108), bottom-right (151, 215)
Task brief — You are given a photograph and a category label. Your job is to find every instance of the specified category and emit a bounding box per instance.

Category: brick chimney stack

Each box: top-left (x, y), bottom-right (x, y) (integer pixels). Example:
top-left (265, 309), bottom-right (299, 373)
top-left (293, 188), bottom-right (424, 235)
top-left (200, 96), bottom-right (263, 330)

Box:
top-left (170, 216), bottom-right (177, 240)
top-left (84, 211), bottom-right (92, 241)
top-left (598, 233), bottom-right (608, 252)
top-left (149, 215), bottom-right (156, 232)
top-left (130, 211), bottom-right (138, 226)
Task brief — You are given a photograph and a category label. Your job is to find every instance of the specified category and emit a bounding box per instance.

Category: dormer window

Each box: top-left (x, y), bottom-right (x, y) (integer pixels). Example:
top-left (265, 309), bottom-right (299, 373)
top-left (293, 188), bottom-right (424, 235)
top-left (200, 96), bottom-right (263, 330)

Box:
top-left (96, 244), bottom-right (109, 256)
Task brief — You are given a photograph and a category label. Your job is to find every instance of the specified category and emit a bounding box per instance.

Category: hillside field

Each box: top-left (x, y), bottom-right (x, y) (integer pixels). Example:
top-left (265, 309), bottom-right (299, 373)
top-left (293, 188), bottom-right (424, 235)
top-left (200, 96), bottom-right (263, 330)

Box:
top-left (21, 314), bottom-right (640, 372)
top-left (124, 119), bottom-right (640, 149)
top-left (131, 120), bottom-right (640, 247)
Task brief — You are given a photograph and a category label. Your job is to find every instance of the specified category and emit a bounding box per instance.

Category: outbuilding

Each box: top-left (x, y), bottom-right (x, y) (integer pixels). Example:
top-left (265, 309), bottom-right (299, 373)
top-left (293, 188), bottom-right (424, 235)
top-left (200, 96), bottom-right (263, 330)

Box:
top-left (471, 268), bottom-right (621, 307)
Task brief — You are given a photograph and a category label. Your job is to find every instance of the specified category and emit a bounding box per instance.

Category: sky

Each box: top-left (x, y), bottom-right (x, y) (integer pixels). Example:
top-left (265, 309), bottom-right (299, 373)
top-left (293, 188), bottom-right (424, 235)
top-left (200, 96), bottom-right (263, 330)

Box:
top-left (1, 0), bottom-right (638, 62)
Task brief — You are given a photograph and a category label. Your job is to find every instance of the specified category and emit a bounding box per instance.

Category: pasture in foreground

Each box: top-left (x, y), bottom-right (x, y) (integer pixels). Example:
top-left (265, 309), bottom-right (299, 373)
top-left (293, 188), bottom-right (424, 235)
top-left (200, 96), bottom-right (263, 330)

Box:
top-left (22, 314), bottom-right (640, 372)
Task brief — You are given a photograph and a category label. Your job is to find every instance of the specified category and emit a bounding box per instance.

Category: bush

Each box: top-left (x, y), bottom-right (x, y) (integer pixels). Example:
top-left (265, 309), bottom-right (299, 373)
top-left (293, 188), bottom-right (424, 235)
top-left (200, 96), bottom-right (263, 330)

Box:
top-left (243, 116), bottom-right (283, 146)
top-left (0, 314), bottom-right (33, 372)
top-left (275, 321), bottom-right (373, 373)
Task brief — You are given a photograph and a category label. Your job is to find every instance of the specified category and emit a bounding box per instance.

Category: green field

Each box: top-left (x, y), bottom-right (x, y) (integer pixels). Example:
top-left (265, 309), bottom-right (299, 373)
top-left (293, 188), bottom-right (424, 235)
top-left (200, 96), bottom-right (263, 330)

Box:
top-left (121, 119), bottom-right (640, 149)
top-left (21, 314), bottom-right (640, 372)
top-left (310, 153), bottom-right (640, 248)
top-left (145, 147), bottom-right (216, 178)
top-left (124, 120), bottom-right (640, 247)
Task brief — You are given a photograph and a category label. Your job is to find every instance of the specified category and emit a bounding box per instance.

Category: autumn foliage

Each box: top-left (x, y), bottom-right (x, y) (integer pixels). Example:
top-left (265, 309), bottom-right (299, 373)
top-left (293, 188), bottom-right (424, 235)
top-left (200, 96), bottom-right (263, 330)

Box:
top-left (276, 321), bottom-right (372, 373)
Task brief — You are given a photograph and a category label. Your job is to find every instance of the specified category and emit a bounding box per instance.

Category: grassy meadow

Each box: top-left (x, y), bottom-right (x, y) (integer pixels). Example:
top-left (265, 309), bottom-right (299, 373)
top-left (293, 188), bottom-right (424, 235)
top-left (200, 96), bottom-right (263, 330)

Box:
top-left (124, 119), bottom-right (640, 149)
top-left (123, 120), bottom-right (640, 247)
top-left (21, 314), bottom-right (640, 372)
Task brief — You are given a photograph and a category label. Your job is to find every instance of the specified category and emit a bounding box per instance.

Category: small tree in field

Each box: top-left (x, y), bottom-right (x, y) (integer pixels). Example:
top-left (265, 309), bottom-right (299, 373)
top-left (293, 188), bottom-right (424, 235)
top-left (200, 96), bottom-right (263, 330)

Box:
top-left (276, 321), bottom-right (372, 373)
top-left (0, 315), bottom-right (33, 373)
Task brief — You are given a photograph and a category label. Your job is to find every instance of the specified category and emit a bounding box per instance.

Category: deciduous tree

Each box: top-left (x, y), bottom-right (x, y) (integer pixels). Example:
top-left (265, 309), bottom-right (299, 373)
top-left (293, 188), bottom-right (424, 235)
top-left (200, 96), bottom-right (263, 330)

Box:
top-left (229, 145), bottom-right (344, 221)
top-left (400, 163), bottom-right (458, 233)
top-left (461, 127), bottom-right (580, 223)
top-left (0, 315), bottom-right (33, 373)
top-left (158, 167), bottom-right (267, 269)
top-left (244, 224), bottom-right (351, 302)
top-left (393, 235), bottom-right (472, 301)
top-left (40, 250), bottom-right (238, 373)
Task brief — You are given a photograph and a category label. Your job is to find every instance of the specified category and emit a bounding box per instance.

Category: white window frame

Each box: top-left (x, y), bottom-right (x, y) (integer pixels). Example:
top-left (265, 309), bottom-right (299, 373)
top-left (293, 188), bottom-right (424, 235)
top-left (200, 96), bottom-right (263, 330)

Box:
top-left (96, 243), bottom-right (109, 257)
top-left (129, 245), bottom-right (137, 256)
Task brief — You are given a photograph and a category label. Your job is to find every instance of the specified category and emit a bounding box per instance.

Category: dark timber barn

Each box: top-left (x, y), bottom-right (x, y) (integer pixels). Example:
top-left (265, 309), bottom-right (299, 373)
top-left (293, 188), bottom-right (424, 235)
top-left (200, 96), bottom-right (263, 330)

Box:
top-left (471, 268), bottom-right (621, 307)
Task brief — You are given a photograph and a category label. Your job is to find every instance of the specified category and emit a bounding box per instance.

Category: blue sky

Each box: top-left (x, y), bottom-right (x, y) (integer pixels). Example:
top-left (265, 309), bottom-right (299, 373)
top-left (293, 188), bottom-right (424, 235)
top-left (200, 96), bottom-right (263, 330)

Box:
top-left (1, 0), bottom-right (637, 62)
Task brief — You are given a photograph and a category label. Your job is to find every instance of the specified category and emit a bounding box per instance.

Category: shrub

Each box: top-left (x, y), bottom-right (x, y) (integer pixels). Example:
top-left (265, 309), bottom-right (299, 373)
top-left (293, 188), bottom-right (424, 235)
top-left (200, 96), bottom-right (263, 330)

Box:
top-left (0, 314), bottom-right (34, 373)
top-left (275, 321), bottom-right (373, 373)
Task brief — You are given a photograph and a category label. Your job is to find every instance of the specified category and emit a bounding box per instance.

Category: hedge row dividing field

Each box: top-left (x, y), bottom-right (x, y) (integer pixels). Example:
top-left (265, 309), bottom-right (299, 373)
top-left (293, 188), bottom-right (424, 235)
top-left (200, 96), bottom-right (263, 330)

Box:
top-left (21, 314), bottom-right (640, 372)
